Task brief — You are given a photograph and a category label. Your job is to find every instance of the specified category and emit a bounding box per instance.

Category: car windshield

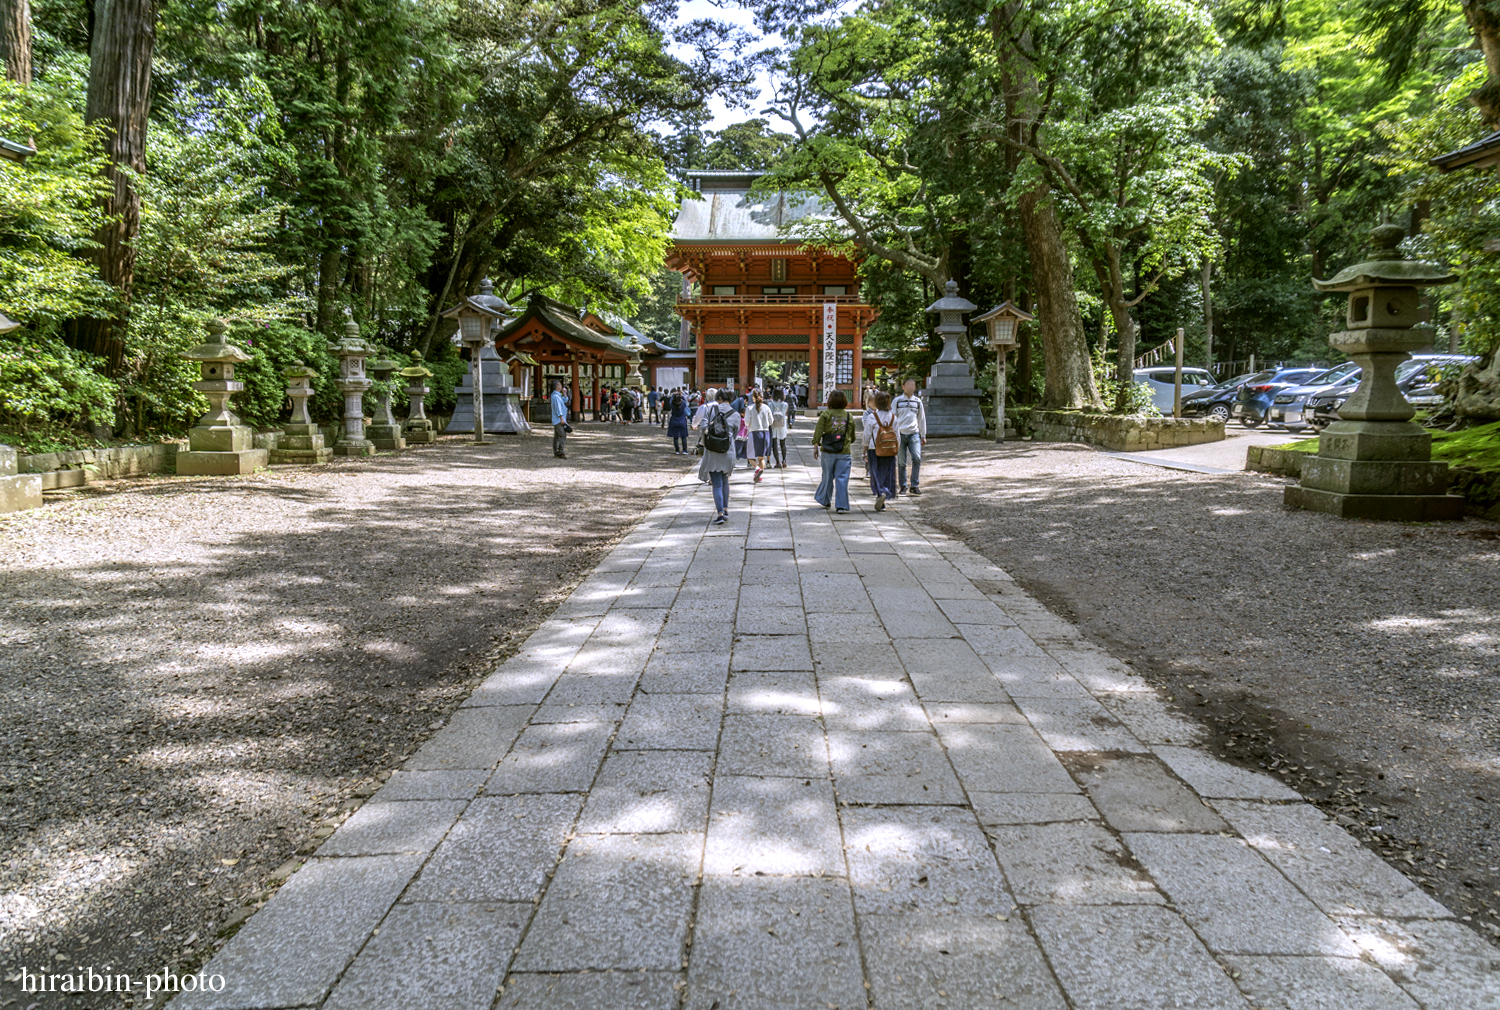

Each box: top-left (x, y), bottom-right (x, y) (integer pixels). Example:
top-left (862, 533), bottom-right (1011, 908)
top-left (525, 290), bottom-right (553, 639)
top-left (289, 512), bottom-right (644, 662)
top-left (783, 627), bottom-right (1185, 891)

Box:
top-left (1309, 362), bottom-right (1358, 385)
top-left (1214, 373), bottom-right (1255, 388)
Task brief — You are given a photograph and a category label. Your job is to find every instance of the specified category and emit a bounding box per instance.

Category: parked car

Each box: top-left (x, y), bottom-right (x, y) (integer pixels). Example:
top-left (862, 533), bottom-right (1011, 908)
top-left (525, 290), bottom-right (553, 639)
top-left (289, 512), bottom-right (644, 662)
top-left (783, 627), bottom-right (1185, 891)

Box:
top-left (1235, 367), bottom-right (1325, 427)
top-left (1266, 361), bottom-right (1360, 432)
top-left (1180, 372), bottom-right (1263, 422)
top-left (1131, 366), bottom-right (1218, 412)
top-left (1306, 354), bottom-right (1478, 430)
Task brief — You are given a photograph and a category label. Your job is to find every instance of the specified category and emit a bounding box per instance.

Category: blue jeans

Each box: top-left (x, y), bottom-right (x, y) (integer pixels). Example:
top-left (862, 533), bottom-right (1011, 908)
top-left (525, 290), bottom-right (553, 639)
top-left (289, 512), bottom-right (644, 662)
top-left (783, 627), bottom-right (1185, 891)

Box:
top-left (709, 470), bottom-right (729, 514)
top-left (815, 453), bottom-right (851, 510)
top-left (897, 432), bottom-right (922, 489)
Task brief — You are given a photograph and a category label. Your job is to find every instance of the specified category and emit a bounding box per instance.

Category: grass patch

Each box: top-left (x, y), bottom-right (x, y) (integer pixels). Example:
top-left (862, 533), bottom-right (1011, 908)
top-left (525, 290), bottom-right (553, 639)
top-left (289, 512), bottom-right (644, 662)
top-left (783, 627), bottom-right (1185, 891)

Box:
top-left (1272, 422), bottom-right (1500, 471)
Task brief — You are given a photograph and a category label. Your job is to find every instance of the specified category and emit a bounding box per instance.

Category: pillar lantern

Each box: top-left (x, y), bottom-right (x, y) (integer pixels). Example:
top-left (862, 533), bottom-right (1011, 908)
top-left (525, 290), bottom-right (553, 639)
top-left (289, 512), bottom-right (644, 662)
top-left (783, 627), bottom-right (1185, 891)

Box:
top-left (624, 335), bottom-right (646, 390)
top-left (922, 280), bottom-right (985, 437)
top-left (177, 319), bottom-right (269, 475)
top-left (327, 320), bottom-right (375, 457)
top-left (973, 301), bottom-right (1034, 444)
top-left (366, 356), bottom-right (406, 452)
top-left (268, 360), bottom-right (332, 465)
top-left (441, 279), bottom-right (512, 442)
top-left (401, 354), bottom-right (437, 444)
top-left (1285, 225), bottom-right (1463, 520)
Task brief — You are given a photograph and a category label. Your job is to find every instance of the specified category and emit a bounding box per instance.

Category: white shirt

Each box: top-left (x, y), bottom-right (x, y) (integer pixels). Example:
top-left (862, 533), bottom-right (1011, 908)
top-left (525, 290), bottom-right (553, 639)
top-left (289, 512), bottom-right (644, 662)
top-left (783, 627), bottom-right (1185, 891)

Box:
top-left (893, 393), bottom-right (926, 437)
top-left (862, 408), bottom-right (896, 450)
top-left (769, 400), bottom-right (788, 436)
top-left (746, 403), bottom-right (774, 432)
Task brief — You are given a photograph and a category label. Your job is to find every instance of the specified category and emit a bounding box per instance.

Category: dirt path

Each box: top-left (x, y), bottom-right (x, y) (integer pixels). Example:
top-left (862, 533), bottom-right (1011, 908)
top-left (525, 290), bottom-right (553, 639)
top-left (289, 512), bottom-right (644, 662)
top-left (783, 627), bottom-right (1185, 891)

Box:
top-left (917, 437), bottom-right (1500, 947)
top-left (0, 425), bottom-right (686, 1007)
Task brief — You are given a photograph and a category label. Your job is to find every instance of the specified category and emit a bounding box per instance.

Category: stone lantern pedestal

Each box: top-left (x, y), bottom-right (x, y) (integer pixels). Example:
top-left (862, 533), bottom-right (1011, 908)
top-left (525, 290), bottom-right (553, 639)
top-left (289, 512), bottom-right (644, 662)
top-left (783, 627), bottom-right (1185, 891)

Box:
top-left (327, 321), bottom-right (375, 457)
top-left (269, 361), bottom-right (332, 464)
top-left (366, 357), bottom-right (407, 452)
top-left (401, 355), bottom-right (437, 444)
top-left (177, 320), bottom-right (270, 475)
top-left (1285, 226), bottom-right (1464, 520)
top-left (923, 281), bottom-right (985, 437)
top-left (0, 444), bottom-right (42, 513)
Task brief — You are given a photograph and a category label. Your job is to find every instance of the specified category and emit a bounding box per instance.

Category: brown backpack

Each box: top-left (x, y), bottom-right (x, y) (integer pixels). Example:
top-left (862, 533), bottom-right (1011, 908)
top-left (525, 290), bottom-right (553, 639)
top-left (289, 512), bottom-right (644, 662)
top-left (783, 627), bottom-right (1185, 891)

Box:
top-left (874, 414), bottom-right (899, 457)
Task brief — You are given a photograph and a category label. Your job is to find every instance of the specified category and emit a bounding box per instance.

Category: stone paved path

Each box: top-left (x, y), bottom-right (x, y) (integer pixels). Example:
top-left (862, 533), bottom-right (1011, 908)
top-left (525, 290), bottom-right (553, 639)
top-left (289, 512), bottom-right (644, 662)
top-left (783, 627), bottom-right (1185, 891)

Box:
top-left (175, 445), bottom-right (1500, 1010)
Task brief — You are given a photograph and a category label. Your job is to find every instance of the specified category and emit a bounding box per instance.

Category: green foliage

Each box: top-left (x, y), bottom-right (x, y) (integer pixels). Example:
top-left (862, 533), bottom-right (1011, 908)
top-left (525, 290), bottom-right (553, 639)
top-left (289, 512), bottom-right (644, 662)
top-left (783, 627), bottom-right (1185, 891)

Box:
top-left (0, 333), bottom-right (118, 446)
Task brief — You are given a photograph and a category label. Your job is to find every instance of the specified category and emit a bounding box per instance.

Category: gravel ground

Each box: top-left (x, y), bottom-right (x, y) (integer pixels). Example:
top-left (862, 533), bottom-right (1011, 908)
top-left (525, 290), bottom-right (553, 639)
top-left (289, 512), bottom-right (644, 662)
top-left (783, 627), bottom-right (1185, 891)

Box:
top-left (0, 424), bottom-right (686, 1008)
top-left (918, 437), bottom-right (1500, 947)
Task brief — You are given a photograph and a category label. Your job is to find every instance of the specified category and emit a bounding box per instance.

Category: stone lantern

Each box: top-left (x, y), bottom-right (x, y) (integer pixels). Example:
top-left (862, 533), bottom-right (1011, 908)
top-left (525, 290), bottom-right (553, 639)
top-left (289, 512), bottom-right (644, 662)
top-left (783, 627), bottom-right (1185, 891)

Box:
top-left (177, 319), bottom-right (269, 475)
top-left (441, 279), bottom-right (512, 443)
top-left (624, 335), bottom-right (646, 391)
top-left (1285, 225), bottom-right (1463, 520)
top-left (923, 280), bottom-right (984, 437)
top-left (366, 355), bottom-right (406, 452)
top-left (327, 320), bottom-right (375, 457)
top-left (268, 361), bottom-right (332, 464)
top-left (973, 301), bottom-right (1034, 444)
top-left (401, 354), bottom-right (437, 444)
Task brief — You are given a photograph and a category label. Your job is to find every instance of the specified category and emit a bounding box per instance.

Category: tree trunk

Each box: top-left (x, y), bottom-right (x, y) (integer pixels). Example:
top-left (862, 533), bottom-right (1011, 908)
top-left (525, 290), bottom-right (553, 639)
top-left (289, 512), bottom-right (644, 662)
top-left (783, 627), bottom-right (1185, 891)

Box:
top-left (1463, 0), bottom-right (1500, 127)
top-left (72, 0), bottom-right (156, 376)
top-left (1201, 258), bottom-right (1214, 373)
top-left (1020, 189), bottom-right (1101, 409)
top-left (1096, 250), bottom-right (1139, 413)
top-left (0, 0), bottom-right (30, 84)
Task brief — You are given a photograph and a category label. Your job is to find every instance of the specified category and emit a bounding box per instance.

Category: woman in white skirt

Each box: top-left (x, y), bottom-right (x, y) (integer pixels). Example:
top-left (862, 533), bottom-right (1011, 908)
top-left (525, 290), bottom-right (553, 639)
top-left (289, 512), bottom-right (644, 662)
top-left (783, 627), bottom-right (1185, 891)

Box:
top-left (745, 388), bottom-right (774, 482)
top-left (768, 387), bottom-right (789, 468)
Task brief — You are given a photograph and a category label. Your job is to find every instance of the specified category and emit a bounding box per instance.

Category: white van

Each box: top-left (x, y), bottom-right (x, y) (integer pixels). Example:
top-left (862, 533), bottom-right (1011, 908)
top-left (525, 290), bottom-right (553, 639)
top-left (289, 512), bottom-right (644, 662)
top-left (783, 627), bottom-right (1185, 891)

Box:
top-left (1131, 367), bottom-right (1217, 413)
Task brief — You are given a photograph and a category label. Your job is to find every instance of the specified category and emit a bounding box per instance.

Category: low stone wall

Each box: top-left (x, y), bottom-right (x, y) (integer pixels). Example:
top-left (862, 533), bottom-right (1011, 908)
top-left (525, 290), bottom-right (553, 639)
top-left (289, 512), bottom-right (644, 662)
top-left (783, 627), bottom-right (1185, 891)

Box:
top-left (1245, 445), bottom-right (1307, 477)
top-left (1029, 411), bottom-right (1225, 452)
top-left (21, 442), bottom-right (185, 487)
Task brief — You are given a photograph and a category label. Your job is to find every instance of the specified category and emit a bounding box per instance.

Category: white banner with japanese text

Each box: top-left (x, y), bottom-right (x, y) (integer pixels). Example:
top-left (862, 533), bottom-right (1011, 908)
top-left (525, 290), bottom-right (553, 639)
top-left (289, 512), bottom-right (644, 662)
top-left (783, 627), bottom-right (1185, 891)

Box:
top-left (821, 303), bottom-right (836, 405)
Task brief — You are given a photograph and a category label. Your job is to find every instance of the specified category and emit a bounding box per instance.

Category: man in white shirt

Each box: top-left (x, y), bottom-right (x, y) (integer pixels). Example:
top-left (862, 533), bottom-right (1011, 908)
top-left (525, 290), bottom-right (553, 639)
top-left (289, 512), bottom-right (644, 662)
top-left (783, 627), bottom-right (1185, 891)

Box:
top-left (893, 377), bottom-right (927, 495)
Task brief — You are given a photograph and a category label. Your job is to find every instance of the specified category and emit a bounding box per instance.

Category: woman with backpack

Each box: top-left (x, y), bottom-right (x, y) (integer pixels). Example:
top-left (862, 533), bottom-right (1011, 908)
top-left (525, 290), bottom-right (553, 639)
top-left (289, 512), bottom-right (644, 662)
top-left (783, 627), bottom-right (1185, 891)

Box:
top-left (667, 389), bottom-right (691, 454)
top-left (811, 390), bottom-right (854, 513)
top-left (746, 388), bottom-right (774, 482)
top-left (863, 390), bottom-right (900, 511)
top-left (768, 387), bottom-right (789, 469)
top-left (693, 389), bottom-right (742, 525)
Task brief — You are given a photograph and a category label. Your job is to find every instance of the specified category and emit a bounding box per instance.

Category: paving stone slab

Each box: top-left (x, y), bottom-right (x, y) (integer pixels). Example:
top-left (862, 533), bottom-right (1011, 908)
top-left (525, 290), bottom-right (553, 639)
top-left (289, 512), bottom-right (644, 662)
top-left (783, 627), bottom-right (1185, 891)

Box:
top-left (1215, 800), bottom-right (1451, 919)
top-left (1073, 754), bottom-right (1228, 834)
top-left (725, 670), bottom-right (820, 715)
top-left (734, 606), bottom-right (808, 636)
top-left (1013, 696), bottom-right (1147, 753)
top-left (594, 610), bottom-right (671, 640)
top-left (613, 586), bottom-right (681, 608)
top-left (731, 634), bottom-right (814, 671)
top-left (933, 597), bottom-right (1018, 626)
top-left (513, 832), bottom-right (702, 971)
top-left (318, 799), bottom-right (467, 856)
top-left (983, 657), bottom-right (1087, 699)
top-left (577, 750), bottom-right (714, 834)
top-left (970, 792), bottom-right (1100, 827)
top-left (323, 901), bottom-right (525, 1010)
top-left (534, 671), bottom-right (638, 724)
top-left (933, 723), bottom-right (1078, 794)
top-left (616, 692), bottom-right (724, 750)
top-left (485, 721), bottom-right (614, 794)
top-left (377, 769), bottom-right (487, 802)
top-left (567, 641), bottom-right (655, 674)
top-left (640, 650), bottom-right (731, 693)
top-left (703, 774), bottom-right (843, 877)
top-left (894, 637), bottom-right (992, 679)
top-left (717, 714), bottom-right (828, 777)
top-left (1124, 832), bottom-right (1359, 956)
top-left (922, 701), bottom-right (1028, 725)
top-left (860, 914), bottom-right (1068, 1010)
top-left (1219, 954), bottom-right (1421, 1010)
top-left (923, 579), bottom-right (989, 600)
top-left (842, 806), bottom-right (1011, 916)
top-left (1047, 649), bottom-right (1153, 693)
top-left (1153, 745), bottom-right (1302, 801)
top-left (1029, 904), bottom-right (1249, 1010)
top-left (988, 821), bottom-right (1163, 906)
top-left (462, 664), bottom-right (558, 707)
top-left (1333, 914), bottom-right (1500, 1007)
top-left (818, 674), bottom-right (930, 731)
top-left (1094, 692), bottom-right (1206, 746)
top-left (172, 854), bottom-right (424, 1010)
top-left (959, 624), bottom-right (1047, 658)
top-left (810, 639), bottom-right (902, 675)
top-left (406, 707), bottom-right (533, 771)
top-left (405, 794), bottom-right (583, 903)
top-left (497, 971), bottom-right (680, 1009)
top-left (826, 730), bottom-right (967, 805)
top-left (685, 875), bottom-right (866, 1010)
top-left (806, 611), bottom-right (887, 642)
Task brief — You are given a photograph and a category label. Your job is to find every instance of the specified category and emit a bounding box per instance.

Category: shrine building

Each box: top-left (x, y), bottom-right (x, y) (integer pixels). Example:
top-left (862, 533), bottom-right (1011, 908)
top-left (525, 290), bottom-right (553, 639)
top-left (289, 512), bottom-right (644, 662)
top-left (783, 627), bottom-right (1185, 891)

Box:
top-left (667, 170), bottom-right (887, 398)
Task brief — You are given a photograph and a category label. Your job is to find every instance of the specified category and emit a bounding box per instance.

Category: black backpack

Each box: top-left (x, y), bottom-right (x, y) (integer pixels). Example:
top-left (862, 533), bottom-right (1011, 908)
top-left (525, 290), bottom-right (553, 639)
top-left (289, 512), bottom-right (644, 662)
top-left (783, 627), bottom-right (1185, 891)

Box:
top-left (820, 411), bottom-right (848, 453)
top-left (704, 407), bottom-right (733, 452)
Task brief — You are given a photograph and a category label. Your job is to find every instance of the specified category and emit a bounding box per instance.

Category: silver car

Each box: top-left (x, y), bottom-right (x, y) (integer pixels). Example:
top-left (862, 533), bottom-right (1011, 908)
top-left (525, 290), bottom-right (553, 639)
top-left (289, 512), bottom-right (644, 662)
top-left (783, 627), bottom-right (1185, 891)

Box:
top-left (1267, 362), bottom-right (1360, 432)
top-left (1131, 367), bottom-right (1218, 413)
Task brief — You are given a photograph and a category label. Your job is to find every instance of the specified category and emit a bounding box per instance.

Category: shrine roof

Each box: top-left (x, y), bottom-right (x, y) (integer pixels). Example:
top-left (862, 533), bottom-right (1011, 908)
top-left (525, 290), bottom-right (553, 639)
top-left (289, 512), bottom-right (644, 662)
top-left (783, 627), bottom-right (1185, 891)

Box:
top-left (496, 293), bottom-right (635, 356)
top-left (672, 169), bottom-right (829, 244)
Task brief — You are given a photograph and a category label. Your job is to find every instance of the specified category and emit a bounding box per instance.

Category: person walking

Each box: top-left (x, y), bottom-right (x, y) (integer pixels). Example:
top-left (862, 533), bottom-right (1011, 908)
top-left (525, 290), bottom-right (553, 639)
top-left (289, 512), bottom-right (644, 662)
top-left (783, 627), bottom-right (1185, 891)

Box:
top-left (667, 389), bottom-right (691, 454)
top-left (694, 389), bottom-right (742, 525)
top-left (811, 390), bottom-right (854, 513)
top-left (746, 388), bottom-right (774, 482)
top-left (863, 390), bottom-right (900, 510)
top-left (646, 386), bottom-right (659, 424)
top-left (893, 377), bottom-right (927, 495)
top-left (549, 378), bottom-right (570, 459)
top-left (769, 387), bottom-right (789, 469)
